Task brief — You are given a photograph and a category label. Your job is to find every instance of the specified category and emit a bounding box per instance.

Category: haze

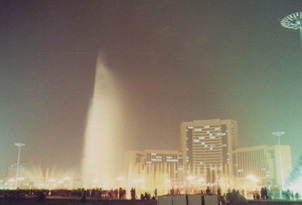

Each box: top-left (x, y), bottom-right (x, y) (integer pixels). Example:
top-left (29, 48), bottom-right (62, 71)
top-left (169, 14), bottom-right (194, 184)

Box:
top-left (0, 0), bottom-right (302, 177)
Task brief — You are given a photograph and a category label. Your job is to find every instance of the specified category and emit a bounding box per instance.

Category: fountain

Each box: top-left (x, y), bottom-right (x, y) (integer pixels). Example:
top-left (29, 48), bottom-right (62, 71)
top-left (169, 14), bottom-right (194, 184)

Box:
top-left (82, 53), bottom-right (123, 188)
top-left (15, 165), bottom-right (75, 189)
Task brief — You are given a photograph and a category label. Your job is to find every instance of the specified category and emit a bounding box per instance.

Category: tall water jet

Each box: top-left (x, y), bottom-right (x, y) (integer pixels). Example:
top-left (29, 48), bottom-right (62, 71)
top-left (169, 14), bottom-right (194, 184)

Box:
top-left (82, 54), bottom-right (122, 188)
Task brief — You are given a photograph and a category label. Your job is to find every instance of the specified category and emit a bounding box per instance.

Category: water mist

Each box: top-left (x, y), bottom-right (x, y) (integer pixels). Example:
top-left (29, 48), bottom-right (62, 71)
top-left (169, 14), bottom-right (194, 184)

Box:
top-left (82, 54), bottom-right (122, 188)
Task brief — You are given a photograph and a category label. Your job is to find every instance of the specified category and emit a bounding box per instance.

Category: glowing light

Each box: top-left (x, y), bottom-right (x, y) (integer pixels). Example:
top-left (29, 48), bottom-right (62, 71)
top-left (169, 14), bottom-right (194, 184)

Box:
top-left (48, 178), bottom-right (55, 183)
top-left (63, 176), bottom-right (71, 181)
top-left (116, 176), bottom-right (125, 181)
top-left (133, 178), bottom-right (145, 183)
top-left (8, 178), bottom-right (15, 182)
top-left (17, 177), bottom-right (24, 181)
top-left (246, 175), bottom-right (259, 183)
top-left (186, 176), bottom-right (194, 181)
top-left (198, 177), bottom-right (205, 182)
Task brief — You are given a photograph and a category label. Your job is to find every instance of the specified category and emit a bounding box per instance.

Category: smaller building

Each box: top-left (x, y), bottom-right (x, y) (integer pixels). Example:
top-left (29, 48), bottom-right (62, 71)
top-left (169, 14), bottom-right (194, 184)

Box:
top-left (125, 149), bottom-right (183, 193)
top-left (233, 145), bottom-right (292, 189)
top-left (7, 163), bottom-right (28, 179)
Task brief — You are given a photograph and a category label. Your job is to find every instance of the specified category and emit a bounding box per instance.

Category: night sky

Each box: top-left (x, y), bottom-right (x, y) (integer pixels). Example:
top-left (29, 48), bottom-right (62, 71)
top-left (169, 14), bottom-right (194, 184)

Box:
top-left (1, 0), bottom-right (302, 177)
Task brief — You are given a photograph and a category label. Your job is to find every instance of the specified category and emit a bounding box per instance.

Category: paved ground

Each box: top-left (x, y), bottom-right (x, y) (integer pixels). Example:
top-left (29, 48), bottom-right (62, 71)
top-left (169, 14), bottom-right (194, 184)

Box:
top-left (247, 200), bottom-right (302, 205)
top-left (0, 198), bottom-right (157, 205)
top-left (1, 197), bottom-right (302, 205)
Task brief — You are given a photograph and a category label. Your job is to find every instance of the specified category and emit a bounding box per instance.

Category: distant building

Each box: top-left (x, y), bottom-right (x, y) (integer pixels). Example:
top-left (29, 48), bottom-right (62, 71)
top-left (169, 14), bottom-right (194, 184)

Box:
top-left (125, 149), bottom-right (183, 190)
top-left (180, 119), bottom-right (238, 185)
top-left (7, 163), bottom-right (28, 179)
top-left (233, 145), bottom-right (292, 189)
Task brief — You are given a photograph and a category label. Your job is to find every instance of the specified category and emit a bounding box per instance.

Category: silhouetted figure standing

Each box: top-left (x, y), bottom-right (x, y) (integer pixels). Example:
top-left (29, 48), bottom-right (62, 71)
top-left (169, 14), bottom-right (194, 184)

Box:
top-left (80, 189), bottom-right (86, 203)
top-left (131, 188), bottom-right (136, 200)
top-left (206, 186), bottom-right (211, 194)
top-left (170, 187), bottom-right (175, 195)
top-left (264, 187), bottom-right (268, 200)
top-left (145, 192), bottom-right (151, 200)
top-left (260, 187), bottom-right (264, 199)
top-left (118, 187), bottom-right (122, 199)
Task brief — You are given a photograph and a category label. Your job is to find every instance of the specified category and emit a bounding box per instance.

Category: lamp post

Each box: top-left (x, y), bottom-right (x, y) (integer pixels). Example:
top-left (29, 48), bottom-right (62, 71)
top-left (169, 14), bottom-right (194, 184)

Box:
top-left (281, 12), bottom-right (302, 48)
top-left (14, 143), bottom-right (25, 189)
top-left (272, 132), bottom-right (285, 198)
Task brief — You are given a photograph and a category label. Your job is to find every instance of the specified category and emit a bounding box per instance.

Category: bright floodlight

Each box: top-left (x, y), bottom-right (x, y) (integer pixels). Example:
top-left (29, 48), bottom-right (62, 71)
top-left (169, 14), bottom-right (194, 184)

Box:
top-left (272, 131), bottom-right (285, 137)
top-left (15, 143), bottom-right (25, 147)
top-left (281, 12), bottom-right (302, 46)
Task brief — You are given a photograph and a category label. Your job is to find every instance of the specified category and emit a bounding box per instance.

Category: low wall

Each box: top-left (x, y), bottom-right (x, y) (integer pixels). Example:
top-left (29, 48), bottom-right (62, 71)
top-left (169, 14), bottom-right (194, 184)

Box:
top-left (0, 198), bottom-right (157, 205)
top-left (248, 201), bottom-right (302, 205)
top-left (158, 194), bottom-right (219, 205)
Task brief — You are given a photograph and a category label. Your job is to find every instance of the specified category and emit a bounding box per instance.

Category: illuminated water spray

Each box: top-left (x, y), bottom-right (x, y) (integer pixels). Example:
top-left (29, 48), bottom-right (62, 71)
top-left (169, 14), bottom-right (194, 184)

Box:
top-left (82, 54), bottom-right (123, 188)
top-left (281, 12), bottom-right (302, 47)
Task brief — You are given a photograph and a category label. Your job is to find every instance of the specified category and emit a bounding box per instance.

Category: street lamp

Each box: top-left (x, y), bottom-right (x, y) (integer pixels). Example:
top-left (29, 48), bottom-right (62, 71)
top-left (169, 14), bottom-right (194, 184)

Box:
top-left (280, 12), bottom-right (302, 48)
top-left (14, 143), bottom-right (25, 189)
top-left (272, 132), bottom-right (285, 198)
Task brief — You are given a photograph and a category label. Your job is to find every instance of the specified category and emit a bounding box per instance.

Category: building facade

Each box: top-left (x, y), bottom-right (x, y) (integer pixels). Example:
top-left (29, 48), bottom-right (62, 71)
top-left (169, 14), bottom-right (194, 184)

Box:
top-left (180, 119), bottom-right (238, 186)
top-left (7, 163), bottom-right (28, 179)
top-left (233, 145), bottom-right (292, 189)
top-left (125, 149), bottom-right (183, 192)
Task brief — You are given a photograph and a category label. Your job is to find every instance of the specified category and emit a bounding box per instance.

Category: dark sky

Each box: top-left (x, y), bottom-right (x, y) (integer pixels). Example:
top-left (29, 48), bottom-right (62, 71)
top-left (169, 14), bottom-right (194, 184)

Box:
top-left (1, 0), bottom-right (302, 177)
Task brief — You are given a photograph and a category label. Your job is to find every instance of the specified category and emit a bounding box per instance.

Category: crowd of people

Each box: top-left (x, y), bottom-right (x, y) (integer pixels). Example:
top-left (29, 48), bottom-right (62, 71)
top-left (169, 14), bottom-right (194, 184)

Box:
top-left (80, 187), bottom-right (128, 201)
top-left (0, 186), bottom-right (301, 203)
top-left (0, 188), bottom-right (130, 201)
top-left (251, 187), bottom-right (269, 200)
top-left (0, 188), bottom-right (156, 202)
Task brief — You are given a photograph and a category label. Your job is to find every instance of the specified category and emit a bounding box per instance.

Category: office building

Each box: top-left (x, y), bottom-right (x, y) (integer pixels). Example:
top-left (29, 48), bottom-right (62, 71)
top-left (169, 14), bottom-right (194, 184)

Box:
top-left (125, 149), bottom-right (183, 190)
top-left (180, 119), bottom-right (238, 185)
top-left (233, 145), bottom-right (292, 188)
